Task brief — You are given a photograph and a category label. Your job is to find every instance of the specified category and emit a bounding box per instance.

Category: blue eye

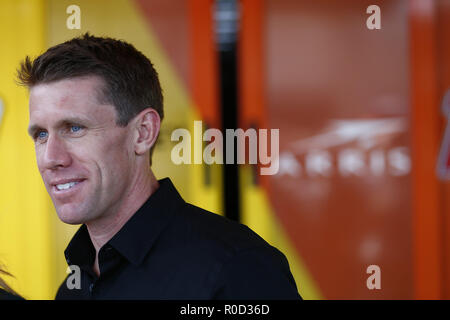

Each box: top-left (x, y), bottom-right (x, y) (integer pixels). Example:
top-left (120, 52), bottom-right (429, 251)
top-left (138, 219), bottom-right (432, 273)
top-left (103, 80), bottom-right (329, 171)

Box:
top-left (71, 125), bottom-right (82, 132)
top-left (38, 131), bottom-right (48, 139)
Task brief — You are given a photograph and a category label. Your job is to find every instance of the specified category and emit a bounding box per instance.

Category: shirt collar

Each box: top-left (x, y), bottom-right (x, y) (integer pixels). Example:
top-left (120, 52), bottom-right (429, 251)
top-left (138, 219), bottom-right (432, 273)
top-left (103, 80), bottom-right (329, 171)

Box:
top-left (64, 178), bottom-right (185, 268)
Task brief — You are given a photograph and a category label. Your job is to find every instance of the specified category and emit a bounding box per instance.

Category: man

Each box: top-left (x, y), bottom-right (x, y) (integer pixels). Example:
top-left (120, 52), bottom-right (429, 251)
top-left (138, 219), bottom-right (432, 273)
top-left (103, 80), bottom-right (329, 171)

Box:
top-left (18, 33), bottom-right (301, 299)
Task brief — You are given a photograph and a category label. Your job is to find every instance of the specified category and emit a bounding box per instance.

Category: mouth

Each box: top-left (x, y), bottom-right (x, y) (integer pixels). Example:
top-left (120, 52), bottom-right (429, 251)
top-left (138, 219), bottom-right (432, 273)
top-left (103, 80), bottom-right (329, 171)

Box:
top-left (56, 181), bottom-right (80, 190)
top-left (50, 179), bottom-right (86, 198)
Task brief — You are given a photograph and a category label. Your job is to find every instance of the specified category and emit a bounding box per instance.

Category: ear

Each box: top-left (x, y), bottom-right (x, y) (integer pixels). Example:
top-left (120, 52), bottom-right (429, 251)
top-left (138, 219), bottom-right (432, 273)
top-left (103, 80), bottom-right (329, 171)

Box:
top-left (132, 108), bottom-right (161, 156)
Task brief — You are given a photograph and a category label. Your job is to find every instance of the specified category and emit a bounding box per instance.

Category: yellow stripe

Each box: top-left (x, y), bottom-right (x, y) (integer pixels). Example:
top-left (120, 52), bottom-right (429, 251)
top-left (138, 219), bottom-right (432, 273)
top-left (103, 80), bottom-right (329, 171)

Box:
top-left (0, 0), bottom-right (54, 299)
top-left (240, 166), bottom-right (323, 299)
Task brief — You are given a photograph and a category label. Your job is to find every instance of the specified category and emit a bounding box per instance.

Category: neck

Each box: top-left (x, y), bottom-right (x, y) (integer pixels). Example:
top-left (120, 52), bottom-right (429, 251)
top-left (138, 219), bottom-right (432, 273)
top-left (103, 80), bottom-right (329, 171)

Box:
top-left (86, 168), bottom-right (159, 254)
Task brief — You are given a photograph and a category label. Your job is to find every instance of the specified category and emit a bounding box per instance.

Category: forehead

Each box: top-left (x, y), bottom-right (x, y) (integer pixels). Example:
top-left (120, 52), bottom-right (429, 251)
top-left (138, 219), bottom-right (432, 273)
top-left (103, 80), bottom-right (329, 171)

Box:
top-left (29, 76), bottom-right (116, 124)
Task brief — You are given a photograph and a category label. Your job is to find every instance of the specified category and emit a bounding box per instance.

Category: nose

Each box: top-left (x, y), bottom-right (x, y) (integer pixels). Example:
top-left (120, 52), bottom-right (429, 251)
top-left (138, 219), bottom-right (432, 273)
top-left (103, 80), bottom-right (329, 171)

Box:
top-left (40, 134), bottom-right (72, 170)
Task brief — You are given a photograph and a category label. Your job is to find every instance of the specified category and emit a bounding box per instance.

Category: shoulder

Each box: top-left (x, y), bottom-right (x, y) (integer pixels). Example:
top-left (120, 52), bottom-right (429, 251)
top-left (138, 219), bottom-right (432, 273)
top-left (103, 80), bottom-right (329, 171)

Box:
top-left (168, 203), bottom-right (301, 299)
top-left (173, 202), bottom-right (271, 256)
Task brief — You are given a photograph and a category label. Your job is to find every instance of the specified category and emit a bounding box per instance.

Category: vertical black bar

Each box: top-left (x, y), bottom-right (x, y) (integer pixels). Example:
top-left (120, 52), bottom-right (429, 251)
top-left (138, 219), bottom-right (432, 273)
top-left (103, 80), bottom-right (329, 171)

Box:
top-left (215, 0), bottom-right (240, 222)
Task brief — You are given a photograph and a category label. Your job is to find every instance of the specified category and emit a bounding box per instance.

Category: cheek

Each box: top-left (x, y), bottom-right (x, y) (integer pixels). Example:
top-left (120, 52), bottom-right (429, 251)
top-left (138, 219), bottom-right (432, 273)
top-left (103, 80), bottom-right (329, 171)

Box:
top-left (34, 146), bottom-right (46, 172)
top-left (95, 133), bottom-right (134, 175)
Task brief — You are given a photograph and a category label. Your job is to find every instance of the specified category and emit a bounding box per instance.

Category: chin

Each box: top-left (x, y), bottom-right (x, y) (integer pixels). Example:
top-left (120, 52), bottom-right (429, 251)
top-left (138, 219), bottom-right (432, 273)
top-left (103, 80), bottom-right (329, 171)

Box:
top-left (57, 214), bottom-right (85, 225)
top-left (55, 206), bottom-right (88, 225)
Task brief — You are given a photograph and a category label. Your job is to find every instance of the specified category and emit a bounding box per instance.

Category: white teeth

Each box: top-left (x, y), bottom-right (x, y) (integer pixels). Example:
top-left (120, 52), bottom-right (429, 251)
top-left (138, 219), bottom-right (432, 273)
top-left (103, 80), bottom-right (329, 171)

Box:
top-left (56, 181), bottom-right (79, 191)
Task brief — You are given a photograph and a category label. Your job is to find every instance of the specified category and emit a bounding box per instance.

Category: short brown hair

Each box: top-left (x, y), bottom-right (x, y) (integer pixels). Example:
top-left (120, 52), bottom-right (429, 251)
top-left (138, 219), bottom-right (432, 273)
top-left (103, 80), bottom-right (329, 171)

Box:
top-left (17, 33), bottom-right (163, 164)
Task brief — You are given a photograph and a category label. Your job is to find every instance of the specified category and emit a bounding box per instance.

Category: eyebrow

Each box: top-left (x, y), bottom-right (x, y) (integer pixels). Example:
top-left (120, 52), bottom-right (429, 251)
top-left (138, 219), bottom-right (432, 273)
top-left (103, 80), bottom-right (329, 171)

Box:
top-left (28, 116), bottom-right (90, 137)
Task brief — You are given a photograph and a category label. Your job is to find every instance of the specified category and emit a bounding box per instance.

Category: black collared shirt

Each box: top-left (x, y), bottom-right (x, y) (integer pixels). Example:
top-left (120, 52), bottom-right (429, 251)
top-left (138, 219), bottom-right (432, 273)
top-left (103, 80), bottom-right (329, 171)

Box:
top-left (0, 289), bottom-right (24, 300)
top-left (56, 178), bottom-right (301, 300)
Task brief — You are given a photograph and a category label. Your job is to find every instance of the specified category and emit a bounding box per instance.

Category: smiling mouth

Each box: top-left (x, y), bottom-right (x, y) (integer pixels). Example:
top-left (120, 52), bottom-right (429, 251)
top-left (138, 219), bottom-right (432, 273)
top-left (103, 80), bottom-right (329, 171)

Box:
top-left (51, 179), bottom-right (86, 195)
top-left (56, 181), bottom-right (80, 190)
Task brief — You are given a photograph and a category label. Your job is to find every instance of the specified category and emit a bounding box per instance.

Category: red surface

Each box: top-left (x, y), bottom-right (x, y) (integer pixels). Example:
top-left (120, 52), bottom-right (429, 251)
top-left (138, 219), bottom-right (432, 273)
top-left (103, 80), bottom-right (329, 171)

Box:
top-left (263, 0), bottom-right (412, 298)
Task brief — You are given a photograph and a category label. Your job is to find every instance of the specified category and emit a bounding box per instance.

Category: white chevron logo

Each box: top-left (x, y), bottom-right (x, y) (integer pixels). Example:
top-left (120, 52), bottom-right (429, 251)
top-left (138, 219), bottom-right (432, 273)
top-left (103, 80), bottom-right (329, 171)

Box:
top-left (277, 117), bottom-right (411, 178)
top-left (290, 117), bottom-right (406, 153)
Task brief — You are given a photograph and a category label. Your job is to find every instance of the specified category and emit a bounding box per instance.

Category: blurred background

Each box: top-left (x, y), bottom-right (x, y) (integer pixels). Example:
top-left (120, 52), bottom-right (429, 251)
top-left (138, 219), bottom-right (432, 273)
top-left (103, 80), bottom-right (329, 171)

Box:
top-left (0, 0), bottom-right (449, 300)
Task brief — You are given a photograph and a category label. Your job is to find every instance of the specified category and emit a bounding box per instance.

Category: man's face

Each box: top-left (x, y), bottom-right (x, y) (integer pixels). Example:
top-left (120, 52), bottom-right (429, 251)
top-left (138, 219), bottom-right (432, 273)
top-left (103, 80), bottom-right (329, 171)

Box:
top-left (28, 76), bottom-right (135, 225)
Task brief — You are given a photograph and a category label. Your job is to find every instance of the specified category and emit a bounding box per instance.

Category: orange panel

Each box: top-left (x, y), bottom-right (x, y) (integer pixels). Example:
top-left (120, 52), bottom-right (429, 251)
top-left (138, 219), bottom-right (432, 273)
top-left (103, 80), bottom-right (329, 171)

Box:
top-left (409, 0), bottom-right (443, 299)
top-left (188, 0), bottom-right (220, 129)
top-left (238, 0), bottom-right (270, 188)
top-left (239, 0), bottom-right (266, 129)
